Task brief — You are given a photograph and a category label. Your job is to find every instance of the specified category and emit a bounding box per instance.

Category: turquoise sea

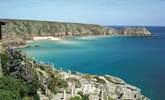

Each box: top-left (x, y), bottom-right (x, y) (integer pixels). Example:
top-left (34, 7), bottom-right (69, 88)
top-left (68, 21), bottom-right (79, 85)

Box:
top-left (23, 27), bottom-right (165, 100)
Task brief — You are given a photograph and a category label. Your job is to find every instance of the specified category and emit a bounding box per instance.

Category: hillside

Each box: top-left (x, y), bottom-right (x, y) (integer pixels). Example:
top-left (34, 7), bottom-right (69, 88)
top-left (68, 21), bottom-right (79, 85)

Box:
top-left (0, 47), bottom-right (149, 100)
top-left (0, 19), bottom-right (151, 40)
top-left (0, 19), bottom-right (151, 48)
top-left (1, 19), bottom-right (118, 40)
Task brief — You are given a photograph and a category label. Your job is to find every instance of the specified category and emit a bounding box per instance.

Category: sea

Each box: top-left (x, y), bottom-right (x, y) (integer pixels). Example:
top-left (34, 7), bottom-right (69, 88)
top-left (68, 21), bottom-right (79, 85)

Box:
top-left (22, 26), bottom-right (165, 100)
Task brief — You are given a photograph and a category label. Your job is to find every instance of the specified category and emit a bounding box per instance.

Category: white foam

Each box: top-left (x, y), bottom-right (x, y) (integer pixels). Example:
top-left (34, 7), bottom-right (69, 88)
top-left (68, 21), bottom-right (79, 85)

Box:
top-left (76, 35), bottom-right (109, 40)
top-left (56, 39), bottom-right (84, 45)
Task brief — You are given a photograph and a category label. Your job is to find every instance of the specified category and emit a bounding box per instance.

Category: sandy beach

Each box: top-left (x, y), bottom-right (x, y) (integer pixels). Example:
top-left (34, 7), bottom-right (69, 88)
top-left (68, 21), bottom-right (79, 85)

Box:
top-left (33, 36), bottom-right (61, 41)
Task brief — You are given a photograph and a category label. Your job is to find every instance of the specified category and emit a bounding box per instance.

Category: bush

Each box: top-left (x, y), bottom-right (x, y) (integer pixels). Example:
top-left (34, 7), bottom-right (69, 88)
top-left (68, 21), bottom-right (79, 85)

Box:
top-left (94, 76), bottom-right (106, 84)
top-left (0, 76), bottom-right (27, 97)
top-left (0, 89), bottom-right (21, 100)
top-left (0, 76), bottom-right (27, 99)
top-left (47, 75), bottom-right (68, 94)
top-left (0, 49), bottom-right (40, 94)
top-left (78, 91), bottom-right (89, 100)
top-left (0, 51), bottom-right (9, 71)
top-left (70, 96), bottom-right (82, 100)
top-left (0, 76), bottom-right (40, 99)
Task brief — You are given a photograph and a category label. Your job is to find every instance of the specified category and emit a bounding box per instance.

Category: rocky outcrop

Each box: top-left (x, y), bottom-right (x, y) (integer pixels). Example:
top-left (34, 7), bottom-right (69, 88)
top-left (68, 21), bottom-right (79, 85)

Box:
top-left (2, 39), bottom-right (27, 48)
top-left (0, 47), bottom-right (149, 100)
top-left (120, 27), bottom-right (151, 36)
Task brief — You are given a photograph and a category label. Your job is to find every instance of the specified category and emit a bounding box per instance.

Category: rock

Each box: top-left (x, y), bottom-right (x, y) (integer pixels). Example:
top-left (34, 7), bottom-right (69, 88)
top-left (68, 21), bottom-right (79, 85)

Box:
top-left (105, 75), bottom-right (125, 85)
top-left (120, 27), bottom-right (151, 36)
top-left (2, 39), bottom-right (27, 48)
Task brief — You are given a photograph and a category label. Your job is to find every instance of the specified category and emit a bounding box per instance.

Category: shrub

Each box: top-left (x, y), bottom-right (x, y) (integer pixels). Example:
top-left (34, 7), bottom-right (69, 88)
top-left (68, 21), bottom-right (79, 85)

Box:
top-left (0, 76), bottom-right (40, 99)
top-left (70, 96), bottom-right (82, 100)
top-left (0, 76), bottom-right (27, 99)
top-left (47, 75), bottom-right (68, 94)
top-left (0, 51), bottom-right (9, 71)
top-left (94, 76), bottom-right (106, 84)
top-left (78, 91), bottom-right (89, 100)
top-left (0, 89), bottom-right (21, 100)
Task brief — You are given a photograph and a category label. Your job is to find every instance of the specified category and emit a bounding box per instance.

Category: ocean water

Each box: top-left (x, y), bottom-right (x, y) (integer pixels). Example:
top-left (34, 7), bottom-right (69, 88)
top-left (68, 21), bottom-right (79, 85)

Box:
top-left (23, 27), bottom-right (165, 100)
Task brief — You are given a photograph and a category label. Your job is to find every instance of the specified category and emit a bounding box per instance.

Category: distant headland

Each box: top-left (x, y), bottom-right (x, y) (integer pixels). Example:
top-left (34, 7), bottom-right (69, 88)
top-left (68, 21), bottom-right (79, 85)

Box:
top-left (0, 19), bottom-right (151, 48)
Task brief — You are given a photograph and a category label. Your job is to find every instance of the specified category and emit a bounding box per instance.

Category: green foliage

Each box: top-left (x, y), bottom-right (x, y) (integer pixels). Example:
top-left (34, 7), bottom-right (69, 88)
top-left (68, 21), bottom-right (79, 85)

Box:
top-left (108, 96), bottom-right (115, 100)
top-left (33, 94), bottom-right (40, 100)
top-left (22, 94), bottom-right (40, 100)
top-left (83, 74), bottom-right (92, 80)
top-left (0, 48), bottom-right (42, 100)
top-left (94, 76), bottom-right (106, 84)
top-left (78, 91), bottom-right (89, 100)
top-left (0, 89), bottom-right (21, 100)
top-left (0, 76), bottom-right (26, 99)
top-left (47, 75), bottom-right (68, 94)
top-left (70, 96), bottom-right (82, 100)
top-left (0, 50), bottom-right (9, 67)
top-left (0, 76), bottom-right (40, 100)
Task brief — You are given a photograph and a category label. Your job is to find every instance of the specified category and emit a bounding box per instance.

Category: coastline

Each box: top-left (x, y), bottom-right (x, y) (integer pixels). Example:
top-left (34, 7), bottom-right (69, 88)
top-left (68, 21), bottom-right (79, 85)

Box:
top-left (29, 34), bottom-right (151, 42)
top-left (15, 34), bottom-right (152, 49)
top-left (1, 35), bottom-right (151, 100)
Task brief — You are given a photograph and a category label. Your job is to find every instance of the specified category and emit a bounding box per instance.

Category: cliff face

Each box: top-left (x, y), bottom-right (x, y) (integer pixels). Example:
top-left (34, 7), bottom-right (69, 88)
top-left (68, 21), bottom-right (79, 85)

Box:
top-left (1, 19), bottom-right (117, 40)
top-left (120, 27), bottom-right (151, 36)
top-left (0, 19), bottom-right (151, 40)
top-left (0, 48), bottom-right (149, 100)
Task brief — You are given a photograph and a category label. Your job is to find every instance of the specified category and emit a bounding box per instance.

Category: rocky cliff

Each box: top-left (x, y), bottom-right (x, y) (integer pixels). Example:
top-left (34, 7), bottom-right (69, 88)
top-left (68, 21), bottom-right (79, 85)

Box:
top-left (0, 19), bottom-right (151, 40)
top-left (0, 48), bottom-right (149, 100)
top-left (120, 27), bottom-right (151, 36)
top-left (1, 19), bottom-right (116, 40)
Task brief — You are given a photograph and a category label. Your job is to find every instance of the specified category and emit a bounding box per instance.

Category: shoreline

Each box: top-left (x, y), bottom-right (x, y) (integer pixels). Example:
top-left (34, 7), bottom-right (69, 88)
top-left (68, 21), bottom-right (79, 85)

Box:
top-left (7, 35), bottom-right (150, 99)
top-left (29, 34), bottom-right (151, 42)
top-left (17, 34), bottom-right (151, 49)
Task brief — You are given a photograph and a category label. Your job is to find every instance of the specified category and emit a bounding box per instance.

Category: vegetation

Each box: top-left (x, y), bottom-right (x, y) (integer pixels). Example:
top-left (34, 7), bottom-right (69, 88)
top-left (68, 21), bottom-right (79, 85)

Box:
top-left (0, 89), bottom-right (21, 100)
top-left (107, 96), bottom-right (115, 100)
top-left (0, 50), bottom-right (9, 68)
top-left (70, 96), bottom-right (82, 100)
top-left (83, 74), bottom-right (93, 81)
top-left (67, 78), bottom-right (81, 88)
top-left (0, 76), bottom-right (39, 100)
top-left (1, 19), bottom-right (113, 40)
top-left (94, 76), bottom-right (106, 84)
top-left (78, 91), bottom-right (89, 100)
top-left (0, 49), bottom-right (40, 100)
top-left (47, 75), bottom-right (68, 94)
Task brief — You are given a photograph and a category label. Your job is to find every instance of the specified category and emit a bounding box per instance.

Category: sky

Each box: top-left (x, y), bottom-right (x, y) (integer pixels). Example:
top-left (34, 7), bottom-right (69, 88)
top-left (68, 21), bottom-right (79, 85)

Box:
top-left (0, 0), bottom-right (165, 26)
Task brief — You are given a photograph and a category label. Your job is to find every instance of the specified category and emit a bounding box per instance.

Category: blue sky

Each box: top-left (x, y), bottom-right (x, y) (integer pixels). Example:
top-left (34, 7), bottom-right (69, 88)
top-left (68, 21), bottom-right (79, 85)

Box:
top-left (0, 0), bottom-right (165, 26)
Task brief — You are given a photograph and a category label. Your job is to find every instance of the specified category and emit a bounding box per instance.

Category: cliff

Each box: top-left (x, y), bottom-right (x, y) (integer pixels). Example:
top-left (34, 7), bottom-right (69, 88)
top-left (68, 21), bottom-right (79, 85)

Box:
top-left (0, 19), bottom-right (151, 41)
top-left (120, 27), bottom-right (151, 36)
top-left (0, 48), bottom-right (149, 100)
top-left (1, 19), bottom-right (117, 39)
